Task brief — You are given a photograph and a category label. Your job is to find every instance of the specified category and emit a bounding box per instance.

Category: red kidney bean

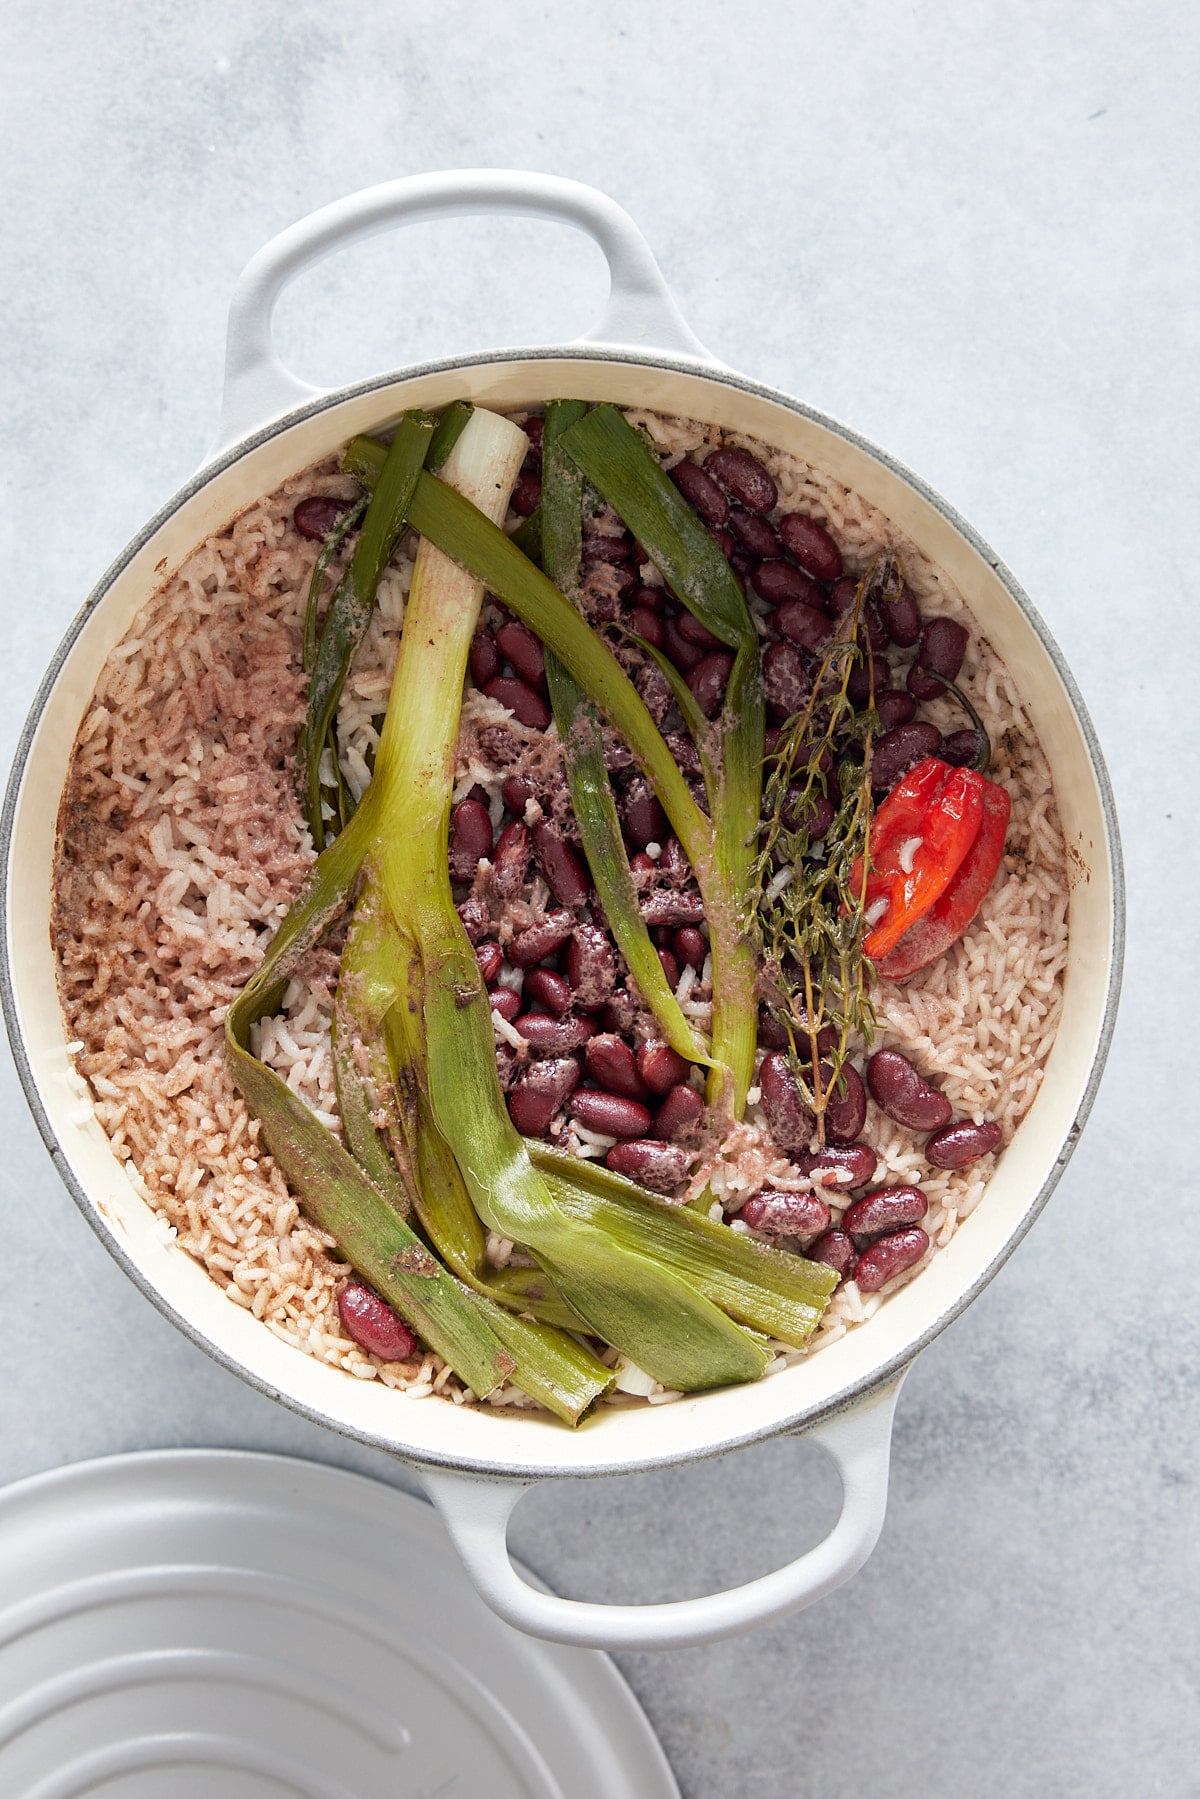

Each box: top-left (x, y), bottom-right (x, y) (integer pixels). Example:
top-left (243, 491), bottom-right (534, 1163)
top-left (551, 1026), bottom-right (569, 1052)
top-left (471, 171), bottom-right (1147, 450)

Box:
top-left (470, 628), bottom-right (502, 687)
top-left (791, 1023), bottom-right (840, 1063)
top-left (489, 986), bottom-right (521, 1023)
top-left (939, 728), bottom-right (985, 767)
top-left (780, 784), bottom-right (830, 840)
top-left (475, 941), bottom-right (504, 984)
top-left (860, 598), bottom-right (891, 655)
top-left (674, 926), bottom-right (707, 970)
top-left (728, 507), bottom-right (781, 561)
top-left (808, 1229), bottom-right (856, 1278)
top-left (778, 513), bottom-right (843, 582)
top-left (500, 774), bottom-right (533, 816)
top-left (875, 689), bottom-right (918, 732)
top-left (661, 614), bottom-right (704, 673)
top-left (567, 924), bottom-right (617, 1009)
top-left (827, 575), bottom-right (859, 618)
top-left (522, 415), bottom-right (545, 463)
top-left (877, 583), bottom-right (921, 649)
top-left (908, 617), bottom-right (969, 701)
top-left (670, 459), bottom-right (730, 526)
top-left (807, 793), bottom-right (836, 841)
top-left (492, 820), bottom-right (530, 897)
top-left (703, 446), bottom-right (777, 515)
top-left (871, 722), bottom-right (943, 791)
top-left (495, 620), bottom-right (547, 691)
top-left (741, 1190), bottom-right (831, 1241)
top-left (584, 534), bottom-right (635, 566)
top-left (846, 652), bottom-right (890, 708)
top-left (508, 910), bottom-right (575, 968)
top-left (687, 651), bottom-right (734, 719)
top-left (665, 732), bottom-right (703, 778)
top-left (507, 1057), bottom-right (581, 1137)
top-left (640, 887), bottom-right (706, 927)
top-left (677, 611), bottom-right (725, 650)
top-left (447, 798), bottom-right (494, 882)
top-left (630, 852), bottom-right (656, 880)
top-left (629, 581), bottom-right (666, 613)
top-left (294, 496), bottom-right (353, 541)
top-left (522, 967), bottom-right (572, 1016)
top-left (531, 819), bottom-right (589, 909)
top-left (656, 947), bottom-right (681, 990)
top-left (484, 676), bottom-right (551, 731)
top-left (866, 1048), bottom-right (953, 1131)
top-left (752, 561), bottom-right (824, 609)
top-left (605, 1139), bottom-right (692, 1192)
top-left (569, 1088), bottom-right (653, 1138)
top-left (457, 896), bottom-right (490, 943)
top-left (605, 729), bottom-right (637, 769)
top-left (759, 1052), bottom-right (816, 1154)
top-left (762, 641), bottom-right (811, 720)
top-left (585, 1034), bottom-right (650, 1101)
top-left (599, 990), bottom-right (637, 1035)
top-left (465, 781), bottom-right (491, 808)
top-left (854, 1225), bottom-right (929, 1292)
top-left (925, 1118), bottom-right (1003, 1167)
top-left (820, 1061), bottom-right (867, 1146)
top-left (621, 777), bottom-right (667, 848)
top-left (511, 470), bottom-right (541, 517)
top-left (653, 1082), bottom-right (705, 1141)
top-left (628, 606), bottom-right (664, 647)
top-left (709, 524), bottom-right (736, 560)
top-left (595, 725), bottom-right (631, 774)
top-left (637, 1040), bottom-right (692, 1096)
top-left (338, 1282), bottom-right (417, 1361)
top-left (797, 1144), bottom-right (879, 1189)
top-left (843, 1185), bottom-right (929, 1237)
top-left (757, 1009), bottom-right (790, 1051)
top-left (775, 597), bottom-right (834, 653)
top-left (514, 1012), bottom-right (597, 1052)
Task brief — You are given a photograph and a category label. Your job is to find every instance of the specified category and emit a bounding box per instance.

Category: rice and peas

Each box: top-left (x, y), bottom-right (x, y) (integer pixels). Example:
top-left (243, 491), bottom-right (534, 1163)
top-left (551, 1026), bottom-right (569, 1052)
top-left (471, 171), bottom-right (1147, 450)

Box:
top-left (52, 408), bottom-right (1068, 1411)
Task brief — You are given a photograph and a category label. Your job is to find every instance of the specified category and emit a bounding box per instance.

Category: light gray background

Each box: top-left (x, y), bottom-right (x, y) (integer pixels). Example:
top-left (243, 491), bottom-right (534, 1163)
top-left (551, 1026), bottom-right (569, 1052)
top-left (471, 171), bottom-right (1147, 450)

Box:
top-left (2, 4), bottom-right (1195, 1795)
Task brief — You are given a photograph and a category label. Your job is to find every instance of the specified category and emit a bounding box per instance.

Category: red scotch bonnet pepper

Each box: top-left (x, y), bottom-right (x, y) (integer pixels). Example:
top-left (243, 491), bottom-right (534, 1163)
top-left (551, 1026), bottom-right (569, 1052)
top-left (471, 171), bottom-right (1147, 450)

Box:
top-left (852, 757), bottom-right (1011, 976)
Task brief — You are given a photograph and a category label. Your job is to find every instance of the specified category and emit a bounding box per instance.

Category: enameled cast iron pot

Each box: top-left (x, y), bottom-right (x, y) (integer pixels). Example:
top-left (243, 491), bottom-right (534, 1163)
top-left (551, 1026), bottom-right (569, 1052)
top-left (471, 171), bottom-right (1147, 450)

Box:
top-left (2, 172), bottom-right (1123, 1651)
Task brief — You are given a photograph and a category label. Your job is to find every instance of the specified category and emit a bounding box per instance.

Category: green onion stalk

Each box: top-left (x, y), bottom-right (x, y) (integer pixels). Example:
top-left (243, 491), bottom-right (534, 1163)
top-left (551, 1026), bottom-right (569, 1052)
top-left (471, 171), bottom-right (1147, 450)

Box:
top-left (225, 403), bottom-right (839, 1420)
top-left (360, 410), bottom-right (769, 1393)
top-left (557, 406), bottom-right (765, 1118)
top-left (343, 408), bottom-right (764, 1117)
top-left (228, 414), bottom-right (614, 1421)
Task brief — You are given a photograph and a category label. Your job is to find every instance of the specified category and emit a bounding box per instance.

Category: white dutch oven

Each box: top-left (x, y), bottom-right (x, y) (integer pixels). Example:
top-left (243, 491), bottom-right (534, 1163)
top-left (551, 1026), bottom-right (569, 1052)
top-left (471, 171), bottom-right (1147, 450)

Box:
top-left (2, 172), bottom-right (1122, 1651)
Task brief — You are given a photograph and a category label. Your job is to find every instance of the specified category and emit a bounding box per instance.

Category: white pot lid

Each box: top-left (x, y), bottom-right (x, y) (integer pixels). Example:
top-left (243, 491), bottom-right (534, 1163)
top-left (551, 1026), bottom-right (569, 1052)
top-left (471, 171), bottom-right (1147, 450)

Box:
top-left (0, 1449), bottom-right (678, 1798)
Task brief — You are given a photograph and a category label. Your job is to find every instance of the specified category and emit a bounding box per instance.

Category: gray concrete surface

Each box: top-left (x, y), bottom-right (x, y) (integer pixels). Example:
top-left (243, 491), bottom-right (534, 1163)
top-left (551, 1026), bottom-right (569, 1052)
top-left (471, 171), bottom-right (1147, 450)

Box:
top-left (2, 3), bottom-right (1195, 1794)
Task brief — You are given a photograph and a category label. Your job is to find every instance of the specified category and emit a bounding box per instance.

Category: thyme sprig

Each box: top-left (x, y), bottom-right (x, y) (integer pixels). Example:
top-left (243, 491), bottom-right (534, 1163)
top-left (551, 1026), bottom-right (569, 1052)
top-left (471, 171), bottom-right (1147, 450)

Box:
top-left (749, 572), bottom-right (882, 1134)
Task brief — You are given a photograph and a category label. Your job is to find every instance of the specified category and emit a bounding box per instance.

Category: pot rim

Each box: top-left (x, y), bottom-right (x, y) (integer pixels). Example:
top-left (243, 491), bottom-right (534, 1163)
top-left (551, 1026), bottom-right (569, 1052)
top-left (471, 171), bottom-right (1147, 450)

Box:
top-left (2, 344), bottom-right (1124, 1479)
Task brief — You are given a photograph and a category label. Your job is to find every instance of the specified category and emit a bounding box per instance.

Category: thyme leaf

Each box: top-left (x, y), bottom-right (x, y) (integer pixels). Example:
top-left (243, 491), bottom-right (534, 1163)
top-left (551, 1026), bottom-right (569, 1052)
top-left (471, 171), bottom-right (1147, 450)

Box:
top-left (749, 567), bottom-right (885, 1133)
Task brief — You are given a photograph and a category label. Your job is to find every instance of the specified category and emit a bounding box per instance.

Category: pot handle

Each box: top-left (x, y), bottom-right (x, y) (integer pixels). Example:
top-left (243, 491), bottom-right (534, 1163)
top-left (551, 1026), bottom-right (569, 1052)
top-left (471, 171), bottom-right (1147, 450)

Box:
top-left (418, 1374), bottom-right (906, 1651)
top-left (211, 169), bottom-right (715, 456)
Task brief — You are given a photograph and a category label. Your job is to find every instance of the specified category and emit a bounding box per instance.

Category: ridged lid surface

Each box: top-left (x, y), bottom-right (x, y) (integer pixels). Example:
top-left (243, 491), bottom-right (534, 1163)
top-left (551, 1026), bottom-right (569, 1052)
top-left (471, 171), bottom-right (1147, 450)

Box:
top-left (0, 1450), bottom-right (678, 1798)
